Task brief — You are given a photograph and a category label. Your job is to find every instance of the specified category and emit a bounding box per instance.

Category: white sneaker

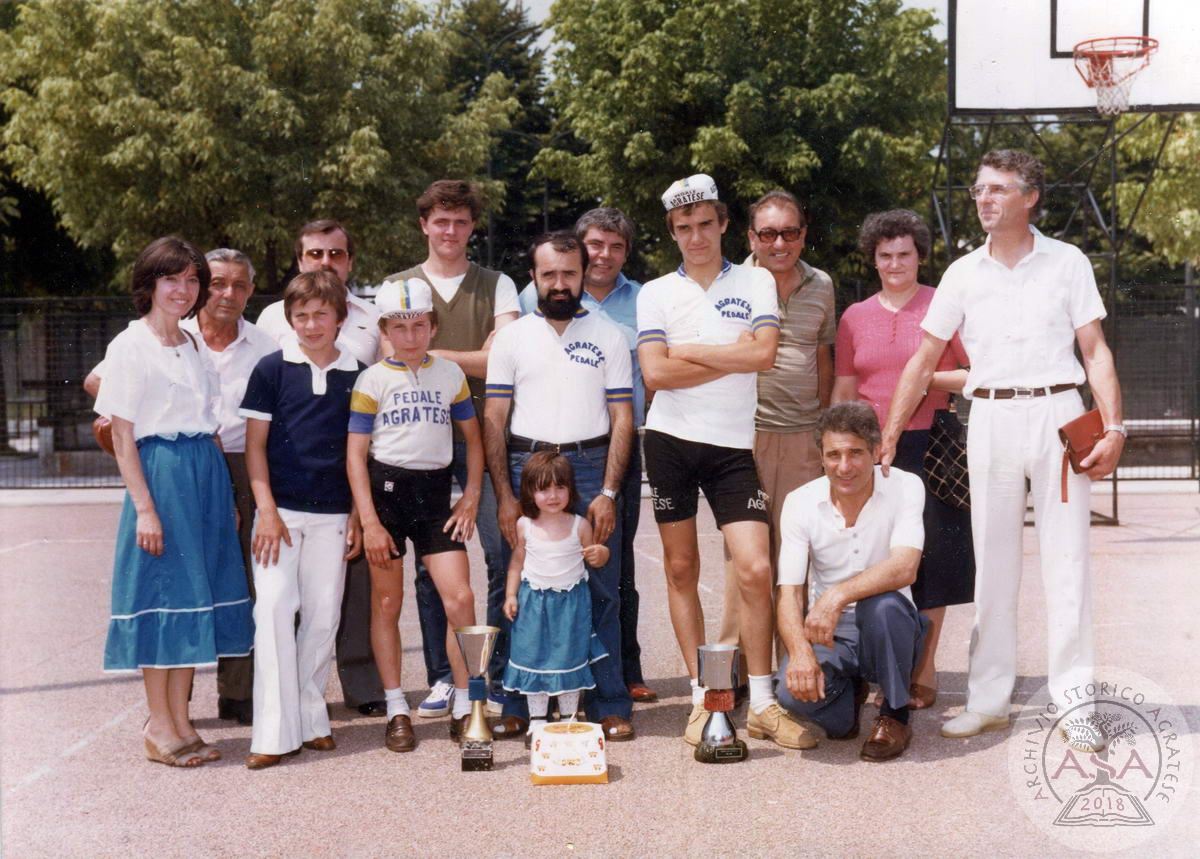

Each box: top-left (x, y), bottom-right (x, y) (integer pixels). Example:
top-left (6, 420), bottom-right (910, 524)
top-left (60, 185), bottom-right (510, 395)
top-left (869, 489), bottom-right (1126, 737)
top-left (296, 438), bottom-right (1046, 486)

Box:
top-left (940, 710), bottom-right (1010, 738)
top-left (417, 680), bottom-right (454, 718)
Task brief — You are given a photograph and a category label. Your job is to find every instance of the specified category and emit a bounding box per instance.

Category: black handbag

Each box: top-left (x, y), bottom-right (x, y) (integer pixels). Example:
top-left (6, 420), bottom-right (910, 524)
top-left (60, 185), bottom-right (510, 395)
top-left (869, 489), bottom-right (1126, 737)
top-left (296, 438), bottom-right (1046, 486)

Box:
top-left (923, 406), bottom-right (970, 510)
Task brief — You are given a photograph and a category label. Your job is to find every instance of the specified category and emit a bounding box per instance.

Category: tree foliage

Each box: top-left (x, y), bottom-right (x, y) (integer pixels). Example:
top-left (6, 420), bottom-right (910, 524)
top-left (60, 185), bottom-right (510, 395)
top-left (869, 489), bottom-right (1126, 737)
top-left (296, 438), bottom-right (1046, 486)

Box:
top-left (537, 0), bottom-right (945, 277)
top-left (0, 0), bottom-right (518, 290)
top-left (1117, 113), bottom-right (1200, 269)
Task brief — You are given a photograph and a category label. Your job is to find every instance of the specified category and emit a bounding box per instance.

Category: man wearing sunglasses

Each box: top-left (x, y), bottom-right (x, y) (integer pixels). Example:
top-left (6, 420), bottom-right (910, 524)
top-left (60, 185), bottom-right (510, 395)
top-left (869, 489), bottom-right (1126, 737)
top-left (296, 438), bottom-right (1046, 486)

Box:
top-left (719, 191), bottom-right (836, 679)
top-left (256, 219), bottom-right (389, 718)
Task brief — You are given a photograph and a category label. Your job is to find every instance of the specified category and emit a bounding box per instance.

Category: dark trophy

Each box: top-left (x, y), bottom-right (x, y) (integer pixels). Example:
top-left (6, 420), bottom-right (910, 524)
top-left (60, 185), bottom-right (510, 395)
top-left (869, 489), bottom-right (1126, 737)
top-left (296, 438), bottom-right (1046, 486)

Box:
top-left (454, 625), bottom-right (501, 772)
top-left (694, 643), bottom-right (748, 764)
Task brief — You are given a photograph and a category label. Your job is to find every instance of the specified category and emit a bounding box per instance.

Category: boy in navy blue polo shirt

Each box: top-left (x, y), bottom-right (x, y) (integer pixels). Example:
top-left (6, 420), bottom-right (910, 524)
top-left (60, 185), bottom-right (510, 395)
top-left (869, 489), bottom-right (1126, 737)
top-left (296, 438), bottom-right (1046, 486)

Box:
top-left (239, 270), bottom-right (365, 770)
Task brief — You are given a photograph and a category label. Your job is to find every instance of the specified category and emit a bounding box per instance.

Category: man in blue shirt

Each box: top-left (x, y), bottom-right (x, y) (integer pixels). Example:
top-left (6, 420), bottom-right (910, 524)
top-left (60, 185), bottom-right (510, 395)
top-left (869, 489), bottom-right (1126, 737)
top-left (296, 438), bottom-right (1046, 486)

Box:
top-left (518, 208), bottom-right (655, 703)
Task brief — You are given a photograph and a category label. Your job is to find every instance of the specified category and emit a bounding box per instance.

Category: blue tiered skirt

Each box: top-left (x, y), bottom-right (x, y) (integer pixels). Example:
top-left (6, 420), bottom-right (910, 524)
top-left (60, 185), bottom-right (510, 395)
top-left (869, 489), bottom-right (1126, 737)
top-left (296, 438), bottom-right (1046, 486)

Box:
top-left (502, 579), bottom-right (607, 696)
top-left (103, 434), bottom-right (254, 671)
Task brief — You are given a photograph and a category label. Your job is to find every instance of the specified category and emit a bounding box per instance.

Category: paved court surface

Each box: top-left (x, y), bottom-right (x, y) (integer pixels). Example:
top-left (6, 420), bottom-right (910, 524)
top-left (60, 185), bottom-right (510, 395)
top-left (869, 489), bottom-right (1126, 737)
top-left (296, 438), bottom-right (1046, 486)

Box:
top-left (1, 486), bottom-right (1197, 857)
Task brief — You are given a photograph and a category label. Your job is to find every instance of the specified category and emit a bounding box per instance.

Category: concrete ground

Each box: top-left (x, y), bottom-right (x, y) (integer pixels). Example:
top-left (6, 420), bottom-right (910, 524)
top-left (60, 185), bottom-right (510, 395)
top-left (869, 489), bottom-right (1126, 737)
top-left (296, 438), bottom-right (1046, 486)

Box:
top-left (1, 485), bottom-right (1197, 857)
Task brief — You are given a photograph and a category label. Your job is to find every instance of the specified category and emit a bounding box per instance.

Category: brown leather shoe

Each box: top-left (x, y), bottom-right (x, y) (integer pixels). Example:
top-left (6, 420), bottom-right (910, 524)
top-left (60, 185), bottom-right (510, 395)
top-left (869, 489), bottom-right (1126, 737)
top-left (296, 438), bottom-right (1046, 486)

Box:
top-left (385, 715), bottom-right (416, 752)
top-left (302, 735), bottom-right (336, 752)
top-left (627, 683), bottom-right (658, 703)
top-left (600, 715), bottom-right (635, 741)
top-left (489, 714), bottom-right (529, 740)
top-left (244, 748), bottom-right (301, 770)
top-left (449, 715), bottom-right (468, 742)
top-left (860, 715), bottom-right (912, 761)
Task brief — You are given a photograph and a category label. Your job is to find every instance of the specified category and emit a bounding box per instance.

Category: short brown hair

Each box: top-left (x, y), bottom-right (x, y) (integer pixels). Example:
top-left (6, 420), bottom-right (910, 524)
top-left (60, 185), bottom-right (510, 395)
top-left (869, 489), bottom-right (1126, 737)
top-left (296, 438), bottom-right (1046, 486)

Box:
top-left (294, 219), bottom-right (355, 264)
top-left (665, 200), bottom-right (729, 233)
top-left (575, 207), bottom-right (635, 250)
top-left (979, 149), bottom-right (1045, 218)
top-left (858, 209), bottom-right (932, 262)
top-left (378, 308), bottom-right (439, 330)
top-left (816, 402), bottom-right (882, 451)
top-left (283, 270), bottom-right (348, 325)
top-left (528, 231), bottom-right (589, 273)
top-left (417, 179), bottom-right (483, 222)
top-left (131, 236), bottom-right (210, 318)
top-left (748, 190), bottom-right (807, 230)
top-left (518, 452), bottom-right (581, 519)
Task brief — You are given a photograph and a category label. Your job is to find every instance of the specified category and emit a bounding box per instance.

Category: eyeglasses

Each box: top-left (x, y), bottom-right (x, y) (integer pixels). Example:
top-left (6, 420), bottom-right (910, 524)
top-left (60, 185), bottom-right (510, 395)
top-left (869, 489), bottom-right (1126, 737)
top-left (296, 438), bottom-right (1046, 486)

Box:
top-left (752, 227), bottom-right (804, 243)
top-left (968, 183), bottom-right (1029, 200)
top-left (303, 248), bottom-right (348, 261)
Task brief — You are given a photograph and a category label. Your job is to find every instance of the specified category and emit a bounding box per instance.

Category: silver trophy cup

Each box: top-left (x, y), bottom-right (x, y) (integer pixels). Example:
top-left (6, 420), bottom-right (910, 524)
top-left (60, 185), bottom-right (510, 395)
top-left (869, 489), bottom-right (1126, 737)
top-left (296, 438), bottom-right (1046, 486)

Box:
top-left (454, 625), bottom-right (501, 771)
top-left (694, 643), bottom-right (748, 763)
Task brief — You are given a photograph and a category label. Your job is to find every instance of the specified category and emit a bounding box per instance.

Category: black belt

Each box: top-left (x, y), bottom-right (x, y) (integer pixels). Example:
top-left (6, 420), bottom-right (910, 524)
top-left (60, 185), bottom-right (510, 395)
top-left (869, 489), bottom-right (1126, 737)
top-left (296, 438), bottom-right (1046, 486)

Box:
top-left (972, 383), bottom-right (1078, 400)
top-left (508, 433), bottom-right (609, 454)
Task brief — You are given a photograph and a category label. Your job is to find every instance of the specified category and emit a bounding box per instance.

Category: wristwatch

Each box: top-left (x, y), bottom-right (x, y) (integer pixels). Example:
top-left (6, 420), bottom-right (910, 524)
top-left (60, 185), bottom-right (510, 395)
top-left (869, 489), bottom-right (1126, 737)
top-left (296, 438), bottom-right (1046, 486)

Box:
top-left (1104, 424), bottom-right (1127, 438)
top-left (600, 488), bottom-right (619, 501)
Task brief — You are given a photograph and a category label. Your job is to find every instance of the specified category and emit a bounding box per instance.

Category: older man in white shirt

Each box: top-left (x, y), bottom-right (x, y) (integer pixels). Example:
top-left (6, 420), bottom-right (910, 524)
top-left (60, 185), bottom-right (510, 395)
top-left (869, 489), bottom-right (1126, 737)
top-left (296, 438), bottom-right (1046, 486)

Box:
top-left (776, 402), bottom-right (927, 761)
top-left (882, 149), bottom-right (1125, 740)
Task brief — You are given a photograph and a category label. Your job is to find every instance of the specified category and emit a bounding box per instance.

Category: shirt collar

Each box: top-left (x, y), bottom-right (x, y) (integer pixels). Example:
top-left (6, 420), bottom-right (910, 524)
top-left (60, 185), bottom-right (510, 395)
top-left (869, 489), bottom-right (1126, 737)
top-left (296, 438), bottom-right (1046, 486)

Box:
top-left (281, 337), bottom-right (358, 372)
top-left (676, 258), bottom-right (733, 281)
top-left (384, 355), bottom-right (433, 370)
top-left (532, 306), bottom-right (590, 319)
top-left (982, 225), bottom-right (1047, 266)
top-left (181, 315), bottom-right (248, 346)
top-left (817, 466), bottom-right (886, 519)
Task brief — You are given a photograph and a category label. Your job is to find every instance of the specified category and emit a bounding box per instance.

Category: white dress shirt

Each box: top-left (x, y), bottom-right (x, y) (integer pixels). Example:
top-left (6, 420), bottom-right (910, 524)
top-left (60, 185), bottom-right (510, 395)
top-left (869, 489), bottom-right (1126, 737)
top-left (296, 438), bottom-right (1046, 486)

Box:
top-left (921, 226), bottom-right (1107, 394)
top-left (778, 466), bottom-right (925, 630)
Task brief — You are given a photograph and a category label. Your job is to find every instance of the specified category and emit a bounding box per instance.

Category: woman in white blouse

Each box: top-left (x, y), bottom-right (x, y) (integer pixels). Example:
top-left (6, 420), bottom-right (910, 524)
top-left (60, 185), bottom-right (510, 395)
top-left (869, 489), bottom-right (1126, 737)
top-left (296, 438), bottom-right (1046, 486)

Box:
top-left (95, 237), bottom-right (254, 768)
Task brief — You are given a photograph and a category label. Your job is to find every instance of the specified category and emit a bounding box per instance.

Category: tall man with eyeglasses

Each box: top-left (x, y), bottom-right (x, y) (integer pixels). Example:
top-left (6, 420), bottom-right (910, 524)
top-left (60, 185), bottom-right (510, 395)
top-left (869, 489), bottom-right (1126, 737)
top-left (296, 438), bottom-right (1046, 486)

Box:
top-left (256, 219), bottom-right (389, 716)
top-left (718, 190), bottom-right (836, 676)
top-left (882, 149), bottom-right (1125, 739)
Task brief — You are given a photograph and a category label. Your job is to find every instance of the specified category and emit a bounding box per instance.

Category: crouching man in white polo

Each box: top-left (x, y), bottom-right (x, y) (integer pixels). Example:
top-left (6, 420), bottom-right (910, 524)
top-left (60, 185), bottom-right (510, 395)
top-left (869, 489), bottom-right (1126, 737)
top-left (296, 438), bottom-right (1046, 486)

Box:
top-left (776, 402), bottom-right (928, 761)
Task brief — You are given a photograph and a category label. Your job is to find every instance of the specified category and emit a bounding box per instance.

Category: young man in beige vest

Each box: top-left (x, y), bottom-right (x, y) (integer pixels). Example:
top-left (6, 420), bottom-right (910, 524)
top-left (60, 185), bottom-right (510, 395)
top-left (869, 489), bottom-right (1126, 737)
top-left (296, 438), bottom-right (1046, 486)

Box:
top-left (383, 180), bottom-right (520, 718)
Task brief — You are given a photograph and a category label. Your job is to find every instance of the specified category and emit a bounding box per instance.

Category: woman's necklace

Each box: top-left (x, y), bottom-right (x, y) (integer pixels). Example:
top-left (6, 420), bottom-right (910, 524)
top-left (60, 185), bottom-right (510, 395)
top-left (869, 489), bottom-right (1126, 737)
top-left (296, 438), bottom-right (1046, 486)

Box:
top-left (144, 318), bottom-right (185, 353)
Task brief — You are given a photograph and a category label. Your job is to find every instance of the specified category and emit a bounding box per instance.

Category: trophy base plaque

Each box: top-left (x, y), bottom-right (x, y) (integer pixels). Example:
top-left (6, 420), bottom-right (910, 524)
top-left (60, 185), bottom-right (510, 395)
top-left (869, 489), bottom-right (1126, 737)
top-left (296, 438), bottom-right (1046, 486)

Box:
top-left (461, 740), bottom-right (494, 772)
top-left (694, 738), bottom-right (748, 764)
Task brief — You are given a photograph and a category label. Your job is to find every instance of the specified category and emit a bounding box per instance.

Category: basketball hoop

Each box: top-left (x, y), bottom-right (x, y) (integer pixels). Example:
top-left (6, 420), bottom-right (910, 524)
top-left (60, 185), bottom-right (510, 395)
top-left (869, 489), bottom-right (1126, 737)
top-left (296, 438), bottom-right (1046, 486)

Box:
top-left (1073, 36), bottom-right (1158, 116)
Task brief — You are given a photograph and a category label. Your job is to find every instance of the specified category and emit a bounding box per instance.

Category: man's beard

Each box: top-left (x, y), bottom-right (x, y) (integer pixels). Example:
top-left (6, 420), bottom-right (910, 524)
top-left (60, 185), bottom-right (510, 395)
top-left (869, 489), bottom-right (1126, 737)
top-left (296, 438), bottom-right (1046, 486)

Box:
top-left (537, 289), bottom-right (582, 321)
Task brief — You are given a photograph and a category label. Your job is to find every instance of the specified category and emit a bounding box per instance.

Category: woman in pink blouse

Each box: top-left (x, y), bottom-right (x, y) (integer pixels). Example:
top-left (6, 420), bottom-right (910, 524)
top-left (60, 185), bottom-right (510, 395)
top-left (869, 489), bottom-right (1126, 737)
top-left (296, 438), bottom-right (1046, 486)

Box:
top-left (832, 210), bottom-right (975, 709)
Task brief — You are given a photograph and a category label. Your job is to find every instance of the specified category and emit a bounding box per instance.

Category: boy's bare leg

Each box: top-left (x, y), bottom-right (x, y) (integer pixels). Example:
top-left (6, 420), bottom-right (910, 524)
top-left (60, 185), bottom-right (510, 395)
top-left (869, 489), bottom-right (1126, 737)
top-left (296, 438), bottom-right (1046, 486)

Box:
top-left (658, 518), bottom-right (705, 679)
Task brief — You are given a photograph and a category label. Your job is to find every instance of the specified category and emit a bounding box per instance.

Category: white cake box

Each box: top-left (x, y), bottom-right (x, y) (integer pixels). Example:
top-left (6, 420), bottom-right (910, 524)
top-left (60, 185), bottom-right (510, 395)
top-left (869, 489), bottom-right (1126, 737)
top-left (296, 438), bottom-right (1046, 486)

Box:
top-left (529, 721), bottom-right (608, 785)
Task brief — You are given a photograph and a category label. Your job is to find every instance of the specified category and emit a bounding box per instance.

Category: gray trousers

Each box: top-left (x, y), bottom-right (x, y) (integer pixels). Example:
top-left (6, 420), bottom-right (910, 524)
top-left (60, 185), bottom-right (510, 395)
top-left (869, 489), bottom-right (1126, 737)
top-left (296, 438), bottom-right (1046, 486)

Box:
top-left (217, 452), bottom-right (255, 702)
top-left (776, 592), bottom-right (928, 738)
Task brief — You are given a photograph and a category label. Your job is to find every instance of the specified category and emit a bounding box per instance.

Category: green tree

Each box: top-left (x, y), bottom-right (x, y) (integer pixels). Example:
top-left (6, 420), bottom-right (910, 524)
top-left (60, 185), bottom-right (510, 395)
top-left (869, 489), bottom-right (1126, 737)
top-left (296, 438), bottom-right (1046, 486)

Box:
top-left (1117, 113), bottom-right (1200, 270)
top-left (537, 0), bottom-right (944, 278)
top-left (0, 0), bottom-right (518, 291)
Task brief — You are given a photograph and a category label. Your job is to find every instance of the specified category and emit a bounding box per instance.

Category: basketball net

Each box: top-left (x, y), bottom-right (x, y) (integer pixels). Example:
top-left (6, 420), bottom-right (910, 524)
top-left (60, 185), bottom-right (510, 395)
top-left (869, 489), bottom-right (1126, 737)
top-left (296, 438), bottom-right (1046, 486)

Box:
top-left (1073, 37), bottom-right (1158, 116)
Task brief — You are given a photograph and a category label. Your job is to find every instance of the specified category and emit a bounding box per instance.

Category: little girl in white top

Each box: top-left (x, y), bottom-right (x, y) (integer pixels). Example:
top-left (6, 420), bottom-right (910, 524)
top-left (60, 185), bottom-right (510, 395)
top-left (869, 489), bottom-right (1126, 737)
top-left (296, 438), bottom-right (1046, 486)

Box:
top-left (502, 452), bottom-right (609, 739)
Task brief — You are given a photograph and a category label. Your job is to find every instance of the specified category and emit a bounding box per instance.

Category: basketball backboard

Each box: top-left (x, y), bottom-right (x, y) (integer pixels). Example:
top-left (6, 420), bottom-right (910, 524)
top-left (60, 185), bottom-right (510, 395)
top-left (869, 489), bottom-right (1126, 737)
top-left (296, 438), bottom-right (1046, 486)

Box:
top-left (950, 0), bottom-right (1200, 114)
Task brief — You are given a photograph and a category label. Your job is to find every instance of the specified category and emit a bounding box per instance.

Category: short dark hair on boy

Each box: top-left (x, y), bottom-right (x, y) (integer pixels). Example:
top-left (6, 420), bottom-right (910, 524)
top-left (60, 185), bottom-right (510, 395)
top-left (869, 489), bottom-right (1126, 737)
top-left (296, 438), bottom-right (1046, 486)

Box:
top-left (417, 179), bottom-right (484, 222)
top-left (131, 236), bottom-right (210, 319)
top-left (816, 402), bottom-right (882, 451)
top-left (665, 200), bottom-right (729, 234)
top-left (528, 231), bottom-right (590, 274)
top-left (293, 219), bottom-right (355, 263)
top-left (518, 451), bottom-right (581, 519)
top-left (283, 270), bottom-right (348, 325)
top-left (858, 209), bottom-right (932, 262)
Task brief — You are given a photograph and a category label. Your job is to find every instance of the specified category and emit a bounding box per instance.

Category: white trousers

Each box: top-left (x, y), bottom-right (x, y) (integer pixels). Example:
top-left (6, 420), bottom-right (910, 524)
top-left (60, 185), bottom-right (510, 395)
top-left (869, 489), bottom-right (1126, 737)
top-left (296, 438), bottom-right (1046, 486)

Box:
top-left (250, 508), bottom-right (348, 755)
top-left (965, 390), bottom-right (1094, 716)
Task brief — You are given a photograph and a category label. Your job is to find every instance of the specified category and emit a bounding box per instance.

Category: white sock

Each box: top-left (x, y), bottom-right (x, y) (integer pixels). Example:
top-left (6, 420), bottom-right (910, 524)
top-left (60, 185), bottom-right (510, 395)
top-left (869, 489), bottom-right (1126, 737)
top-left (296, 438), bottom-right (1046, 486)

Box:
top-left (527, 692), bottom-right (550, 719)
top-left (748, 674), bottom-right (777, 714)
top-left (557, 691), bottom-right (581, 719)
top-left (451, 687), bottom-right (470, 719)
top-left (691, 678), bottom-right (706, 707)
top-left (385, 688), bottom-right (410, 720)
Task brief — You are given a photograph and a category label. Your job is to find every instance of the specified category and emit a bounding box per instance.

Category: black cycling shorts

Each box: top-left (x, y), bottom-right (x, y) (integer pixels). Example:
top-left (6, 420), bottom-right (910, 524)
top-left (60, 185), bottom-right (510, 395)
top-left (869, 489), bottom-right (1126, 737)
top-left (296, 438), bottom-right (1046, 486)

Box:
top-left (368, 460), bottom-right (464, 558)
top-left (642, 430), bottom-right (769, 527)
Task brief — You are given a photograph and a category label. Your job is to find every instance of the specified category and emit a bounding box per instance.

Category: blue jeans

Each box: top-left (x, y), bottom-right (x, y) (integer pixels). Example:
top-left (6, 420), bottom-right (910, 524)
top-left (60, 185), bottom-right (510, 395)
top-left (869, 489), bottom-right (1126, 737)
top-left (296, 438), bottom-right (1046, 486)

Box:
top-left (618, 440), bottom-right (645, 685)
top-left (414, 441), bottom-right (507, 687)
top-left (501, 444), bottom-right (633, 721)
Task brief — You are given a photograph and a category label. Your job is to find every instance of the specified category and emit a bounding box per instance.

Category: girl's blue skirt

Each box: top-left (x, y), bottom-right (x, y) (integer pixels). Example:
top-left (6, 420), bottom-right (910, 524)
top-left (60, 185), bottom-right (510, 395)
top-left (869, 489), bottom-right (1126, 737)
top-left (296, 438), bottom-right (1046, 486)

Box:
top-left (104, 434), bottom-right (254, 671)
top-left (502, 579), bottom-right (607, 696)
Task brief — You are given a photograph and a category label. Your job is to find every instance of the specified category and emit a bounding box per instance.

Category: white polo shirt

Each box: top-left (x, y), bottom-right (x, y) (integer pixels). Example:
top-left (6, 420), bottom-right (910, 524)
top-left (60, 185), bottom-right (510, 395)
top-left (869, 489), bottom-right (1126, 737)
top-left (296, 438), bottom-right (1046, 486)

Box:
top-left (348, 355), bottom-right (474, 470)
top-left (94, 319), bottom-right (220, 440)
top-left (778, 466), bottom-right (925, 631)
top-left (922, 226), bottom-right (1107, 395)
top-left (486, 309), bottom-right (632, 444)
top-left (256, 290), bottom-right (381, 365)
top-left (637, 260), bottom-right (779, 449)
top-left (179, 317), bottom-right (278, 453)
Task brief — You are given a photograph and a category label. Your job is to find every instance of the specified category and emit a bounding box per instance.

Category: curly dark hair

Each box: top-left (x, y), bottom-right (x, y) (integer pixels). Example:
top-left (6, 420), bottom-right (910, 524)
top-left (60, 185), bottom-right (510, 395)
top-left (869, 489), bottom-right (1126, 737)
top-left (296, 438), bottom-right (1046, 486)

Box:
top-left (816, 402), bottom-right (882, 451)
top-left (858, 209), bottom-right (932, 262)
top-left (130, 236), bottom-right (210, 318)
